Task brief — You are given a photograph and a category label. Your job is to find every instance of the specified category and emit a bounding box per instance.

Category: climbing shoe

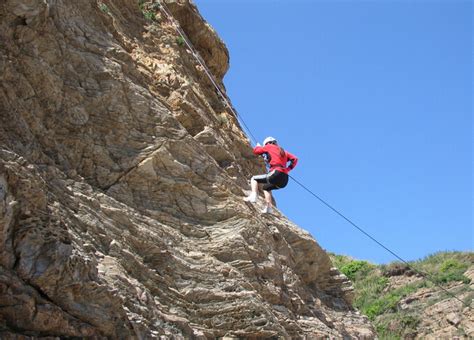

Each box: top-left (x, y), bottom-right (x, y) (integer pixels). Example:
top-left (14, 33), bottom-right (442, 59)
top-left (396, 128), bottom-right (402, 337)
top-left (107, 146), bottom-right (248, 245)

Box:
top-left (261, 206), bottom-right (273, 214)
top-left (244, 192), bottom-right (257, 203)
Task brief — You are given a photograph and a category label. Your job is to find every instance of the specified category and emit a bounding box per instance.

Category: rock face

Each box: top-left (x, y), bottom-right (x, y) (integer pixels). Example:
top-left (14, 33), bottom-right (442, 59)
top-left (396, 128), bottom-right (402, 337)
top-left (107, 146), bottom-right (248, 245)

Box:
top-left (0, 0), bottom-right (375, 338)
top-left (388, 267), bottom-right (474, 339)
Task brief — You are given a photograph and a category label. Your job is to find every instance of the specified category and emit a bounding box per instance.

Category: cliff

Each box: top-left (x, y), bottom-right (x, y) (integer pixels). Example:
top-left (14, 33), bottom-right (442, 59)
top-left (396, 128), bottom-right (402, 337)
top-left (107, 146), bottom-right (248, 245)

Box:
top-left (0, 0), bottom-right (375, 338)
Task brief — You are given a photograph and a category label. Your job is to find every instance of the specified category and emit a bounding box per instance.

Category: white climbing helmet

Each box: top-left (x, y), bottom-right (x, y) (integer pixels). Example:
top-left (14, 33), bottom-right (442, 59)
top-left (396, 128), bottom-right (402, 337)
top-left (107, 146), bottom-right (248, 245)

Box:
top-left (263, 136), bottom-right (277, 145)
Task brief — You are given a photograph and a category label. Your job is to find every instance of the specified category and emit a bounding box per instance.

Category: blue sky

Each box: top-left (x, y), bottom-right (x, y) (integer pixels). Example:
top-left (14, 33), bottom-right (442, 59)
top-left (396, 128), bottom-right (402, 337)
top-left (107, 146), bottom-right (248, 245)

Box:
top-left (194, 0), bottom-right (472, 263)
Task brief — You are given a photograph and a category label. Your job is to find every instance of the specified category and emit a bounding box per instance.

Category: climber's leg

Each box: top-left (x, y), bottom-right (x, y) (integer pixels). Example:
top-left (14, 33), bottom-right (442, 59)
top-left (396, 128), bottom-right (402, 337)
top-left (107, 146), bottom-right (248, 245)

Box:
top-left (261, 190), bottom-right (274, 214)
top-left (244, 172), bottom-right (270, 203)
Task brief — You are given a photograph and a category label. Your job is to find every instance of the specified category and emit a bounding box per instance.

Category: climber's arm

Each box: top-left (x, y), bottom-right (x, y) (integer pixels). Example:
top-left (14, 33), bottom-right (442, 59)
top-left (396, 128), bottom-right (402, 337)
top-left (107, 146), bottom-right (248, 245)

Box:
top-left (253, 144), bottom-right (266, 155)
top-left (286, 152), bottom-right (298, 171)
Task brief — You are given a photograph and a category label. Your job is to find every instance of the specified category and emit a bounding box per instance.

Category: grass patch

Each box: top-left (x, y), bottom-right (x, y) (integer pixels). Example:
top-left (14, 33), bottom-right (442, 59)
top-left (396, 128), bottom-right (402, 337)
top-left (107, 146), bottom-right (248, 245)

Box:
top-left (412, 253), bottom-right (472, 285)
top-left (433, 258), bottom-right (470, 284)
top-left (364, 293), bottom-right (400, 320)
top-left (356, 278), bottom-right (424, 321)
top-left (354, 276), bottom-right (388, 310)
top-left (415, 251), bottom-right (473, 273)
top-left (376, 313), bottom-right (420, 339)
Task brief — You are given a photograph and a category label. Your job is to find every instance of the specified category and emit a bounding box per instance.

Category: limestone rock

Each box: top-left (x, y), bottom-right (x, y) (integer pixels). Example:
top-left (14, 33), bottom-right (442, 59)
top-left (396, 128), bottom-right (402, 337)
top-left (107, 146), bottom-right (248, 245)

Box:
top-left (446, 312), bottom-right (461, 326)
top-left (0, 0), bottom-right (374, 338)
top-left (393, 281), bottom-right (473, 339)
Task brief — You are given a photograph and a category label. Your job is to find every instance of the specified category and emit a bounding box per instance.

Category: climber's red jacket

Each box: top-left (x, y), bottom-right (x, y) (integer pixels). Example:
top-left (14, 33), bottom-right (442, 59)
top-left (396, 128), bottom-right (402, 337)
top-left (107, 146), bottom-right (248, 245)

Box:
top-left (253, 144), bottom-right (298, 174)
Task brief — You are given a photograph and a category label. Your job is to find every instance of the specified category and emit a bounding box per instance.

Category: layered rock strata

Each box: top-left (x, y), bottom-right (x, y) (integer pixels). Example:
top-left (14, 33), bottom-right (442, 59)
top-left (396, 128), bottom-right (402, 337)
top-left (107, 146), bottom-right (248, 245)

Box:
top-left (0, 0), bottom-right (375, 338)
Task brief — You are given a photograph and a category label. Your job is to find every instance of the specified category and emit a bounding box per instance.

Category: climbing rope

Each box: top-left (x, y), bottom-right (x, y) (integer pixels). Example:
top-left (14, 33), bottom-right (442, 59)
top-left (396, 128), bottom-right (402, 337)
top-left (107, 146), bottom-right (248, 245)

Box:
top-left (155, 1), bottom-right (471, 309)
top-left (289, 175), bottom-right (471, 308)
top-left (157, 0), bottom-right (258, 145)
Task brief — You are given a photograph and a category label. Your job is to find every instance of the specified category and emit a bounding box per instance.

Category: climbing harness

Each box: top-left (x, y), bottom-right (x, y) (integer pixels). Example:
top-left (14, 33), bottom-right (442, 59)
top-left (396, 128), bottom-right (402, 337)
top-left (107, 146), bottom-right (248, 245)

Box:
top-left (155, 1), bottom-right (471, 309)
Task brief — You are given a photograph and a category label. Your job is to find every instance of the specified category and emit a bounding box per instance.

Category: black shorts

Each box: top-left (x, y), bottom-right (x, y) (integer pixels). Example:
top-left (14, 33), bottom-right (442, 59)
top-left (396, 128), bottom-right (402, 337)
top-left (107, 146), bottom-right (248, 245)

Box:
top-left (252, 170), bottom-right (289, 191)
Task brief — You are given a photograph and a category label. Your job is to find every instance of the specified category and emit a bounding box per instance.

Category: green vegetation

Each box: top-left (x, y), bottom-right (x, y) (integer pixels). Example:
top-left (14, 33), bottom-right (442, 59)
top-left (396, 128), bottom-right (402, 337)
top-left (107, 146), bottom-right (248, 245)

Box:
top-left (176, 36), bottom-right (186, 46)
top-left (375, 313), bottom-right (420, 339)
top-left (216, 113), bottom-right (229, 127)
top-left (98, 2), bottom-right (110, 14)
top-left (359, 281), bottom-right (426, 320)
top-left (139, 1), bottom-right (158, 21)
top-left (329, 251), bottom-right (473, 339)
top-left (143, 10), bottom-right (156, 21)
top-left (435, 258), bottom-right (470, 283)
top-left (340, 260), bottom-right (374, 280)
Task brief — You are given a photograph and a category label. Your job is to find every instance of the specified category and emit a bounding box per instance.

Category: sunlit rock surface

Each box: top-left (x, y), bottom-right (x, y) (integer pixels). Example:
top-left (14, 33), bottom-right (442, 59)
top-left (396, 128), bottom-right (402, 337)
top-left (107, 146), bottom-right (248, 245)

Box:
top-left (0, 0), bottom-right (375, 337)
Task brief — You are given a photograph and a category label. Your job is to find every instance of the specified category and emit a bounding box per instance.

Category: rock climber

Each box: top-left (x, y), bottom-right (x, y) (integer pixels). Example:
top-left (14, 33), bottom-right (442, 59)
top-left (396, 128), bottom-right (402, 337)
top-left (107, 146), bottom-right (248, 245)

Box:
top-left (244, 136), bottom-right (298, 214)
